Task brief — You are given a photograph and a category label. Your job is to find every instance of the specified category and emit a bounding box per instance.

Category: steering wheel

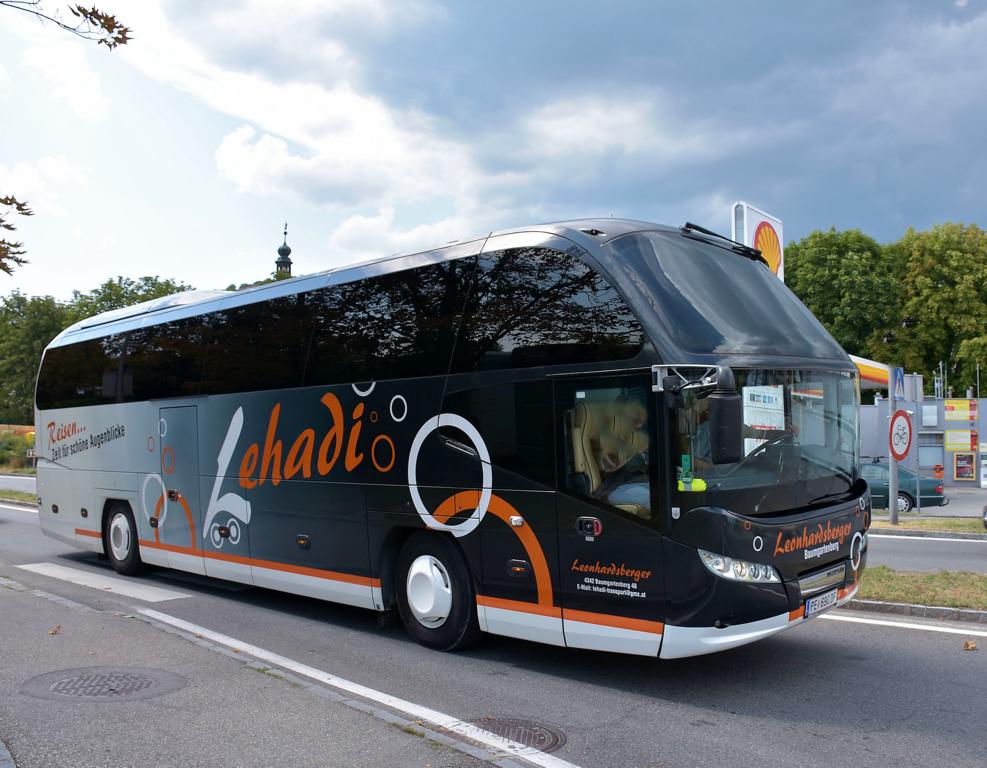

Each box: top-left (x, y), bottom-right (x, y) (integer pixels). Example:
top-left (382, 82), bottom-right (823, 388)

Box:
top-left (714, 431), bottom-right (794, 477)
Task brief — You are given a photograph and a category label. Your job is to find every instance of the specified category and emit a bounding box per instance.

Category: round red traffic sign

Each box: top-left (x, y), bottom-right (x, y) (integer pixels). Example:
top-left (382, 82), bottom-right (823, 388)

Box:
top-left (889, 409), bottom-right (912, 461)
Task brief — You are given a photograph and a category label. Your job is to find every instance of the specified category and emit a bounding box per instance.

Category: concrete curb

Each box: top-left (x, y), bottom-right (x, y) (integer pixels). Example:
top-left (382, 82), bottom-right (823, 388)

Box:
top-left (868, 527), bottom-right (987, 541)
top-left (847, 598), bottom-right (987, 625)
top-left (0, 738), bottom-right (16, 768)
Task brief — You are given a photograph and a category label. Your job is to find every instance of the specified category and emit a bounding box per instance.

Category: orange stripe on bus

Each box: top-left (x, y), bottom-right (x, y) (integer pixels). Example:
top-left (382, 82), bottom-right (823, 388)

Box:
top-left (563, 608), bottom-right (664, 635)
top-left (136, 539), bottom-right (380, 588)
top-left (75, 528), bottom-right (101, 538)
top-left (476, 594), bottom-right (562, 618)
top-left (437, 490), bottom-right (554, 608)
top-left (789, 606), bottom-right (805, 622)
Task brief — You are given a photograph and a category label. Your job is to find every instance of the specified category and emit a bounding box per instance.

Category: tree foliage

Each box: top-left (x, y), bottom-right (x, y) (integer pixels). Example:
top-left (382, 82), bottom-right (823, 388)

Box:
top-left (784, 228), bottom-right (897, 358)
top-left (786, 223), bottom-right (987, 395)
top-left (882, 223), bottom-right (987, 393)
top-left (68, 276), bottom-right (194, 322)
top-left (0, 196), bottom-right (33, 276)
top-left (0, 276), bottom-right (191, 423)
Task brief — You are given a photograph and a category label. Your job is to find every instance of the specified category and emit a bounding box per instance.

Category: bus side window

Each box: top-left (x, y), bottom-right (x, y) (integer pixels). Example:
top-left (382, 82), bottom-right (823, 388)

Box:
top-left (37, 334), bottom-right (126, 409)
top-left (451, 247), bottom-right (645, 373)
top-left (124, 317), bottom-right (206, 401)
top-left (561, 382), bottom-right (653, 521)
top-left (305, 258), bottom-right (475, 386)
top-left (199, 296), bottom-right (312, 396)
top-left (441, 381), bottom-right (555, 489)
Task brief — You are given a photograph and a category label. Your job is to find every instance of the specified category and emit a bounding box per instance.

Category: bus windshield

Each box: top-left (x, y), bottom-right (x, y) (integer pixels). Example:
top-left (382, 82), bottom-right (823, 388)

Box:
top-left (672, 369), bottom-right (860, 516)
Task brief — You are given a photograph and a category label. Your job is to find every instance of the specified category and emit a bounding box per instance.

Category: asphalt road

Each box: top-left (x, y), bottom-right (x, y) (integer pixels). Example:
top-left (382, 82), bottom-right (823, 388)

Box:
top-left (1, 503), bottom-right (984, 768)
top-left (867, 533), bottom-right (987, 573)
top-left (0, 475), bottom-right (35, 494)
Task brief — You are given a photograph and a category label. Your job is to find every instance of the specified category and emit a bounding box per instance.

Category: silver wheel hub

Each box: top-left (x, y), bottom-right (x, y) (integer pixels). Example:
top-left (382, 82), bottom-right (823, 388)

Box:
top-left (406, 555), bottom-right (452, 628)
top-left (109, 513), bottom-right (131, 562)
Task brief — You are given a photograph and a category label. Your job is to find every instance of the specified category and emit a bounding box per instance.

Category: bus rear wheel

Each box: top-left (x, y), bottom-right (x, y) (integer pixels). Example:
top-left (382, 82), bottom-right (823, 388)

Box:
top-left (104, 503), bottom-right (142, 576)
top-left (395, 533), bottom-right (480, 651)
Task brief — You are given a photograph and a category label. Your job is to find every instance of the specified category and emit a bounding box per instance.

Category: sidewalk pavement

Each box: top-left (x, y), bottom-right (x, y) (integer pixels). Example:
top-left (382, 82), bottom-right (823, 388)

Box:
top-left (0, 579), bottom-right (487, 768)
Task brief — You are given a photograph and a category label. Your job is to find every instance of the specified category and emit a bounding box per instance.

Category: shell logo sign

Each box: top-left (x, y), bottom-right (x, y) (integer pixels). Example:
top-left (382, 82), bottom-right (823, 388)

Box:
top-left (753, 221), bottom-right (782, 275)
top-left (732, 201), bottom-right (784, 280)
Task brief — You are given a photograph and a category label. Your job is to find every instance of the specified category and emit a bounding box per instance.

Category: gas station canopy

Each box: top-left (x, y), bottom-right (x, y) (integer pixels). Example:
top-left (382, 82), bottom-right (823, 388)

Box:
top-left (851, 354), bottom-right (889, 390)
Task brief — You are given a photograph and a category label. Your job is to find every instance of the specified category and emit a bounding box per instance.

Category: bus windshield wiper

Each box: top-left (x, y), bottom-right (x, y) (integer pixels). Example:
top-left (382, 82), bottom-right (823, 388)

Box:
top-left (681, 222), bottom-right (765, 262)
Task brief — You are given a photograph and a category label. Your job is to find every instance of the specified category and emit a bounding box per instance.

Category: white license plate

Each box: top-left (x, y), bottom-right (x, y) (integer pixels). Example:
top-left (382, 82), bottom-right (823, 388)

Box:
top-left (805, 588), bottom-right (838, 619)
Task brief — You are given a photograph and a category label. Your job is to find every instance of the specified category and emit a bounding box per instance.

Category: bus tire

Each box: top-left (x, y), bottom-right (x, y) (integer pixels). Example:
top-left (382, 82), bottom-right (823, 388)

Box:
top-left (103, 503), bottom-right (142, 576)
top-left (395, 533), bottom-right (481, 651)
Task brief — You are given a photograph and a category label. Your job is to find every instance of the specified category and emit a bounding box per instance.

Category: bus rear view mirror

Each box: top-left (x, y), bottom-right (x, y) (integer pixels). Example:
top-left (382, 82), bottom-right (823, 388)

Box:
top-left (708, 366), bottom-right (743, 464)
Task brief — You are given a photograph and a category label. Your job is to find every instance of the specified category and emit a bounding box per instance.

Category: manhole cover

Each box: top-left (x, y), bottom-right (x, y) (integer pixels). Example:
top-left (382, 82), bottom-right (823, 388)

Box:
top-left (21, 667), bottom-right (186, 703)
top-left (472, 718), bottom-right (566, 753)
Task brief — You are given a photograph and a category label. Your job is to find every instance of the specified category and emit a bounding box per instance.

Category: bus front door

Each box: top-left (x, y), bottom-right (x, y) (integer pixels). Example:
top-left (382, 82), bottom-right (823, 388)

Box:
top-left (157, 406), bottom-right (204, 574)
top-left (556, 376), bottom-right (665, 656)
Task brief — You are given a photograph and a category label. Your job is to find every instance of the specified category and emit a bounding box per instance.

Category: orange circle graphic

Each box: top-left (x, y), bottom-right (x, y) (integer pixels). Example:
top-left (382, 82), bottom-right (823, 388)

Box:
top-left (371, 434), bottom-right (395, 472)
top-left (161, 445), bottom-right (175, 475)
top-left (753, 221), bottom-right (782, 274)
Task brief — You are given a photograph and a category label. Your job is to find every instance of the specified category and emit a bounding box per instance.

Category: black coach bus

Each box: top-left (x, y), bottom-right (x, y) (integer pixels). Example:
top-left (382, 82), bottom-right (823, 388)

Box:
top-left (35, 219), bottom-right (869, 658)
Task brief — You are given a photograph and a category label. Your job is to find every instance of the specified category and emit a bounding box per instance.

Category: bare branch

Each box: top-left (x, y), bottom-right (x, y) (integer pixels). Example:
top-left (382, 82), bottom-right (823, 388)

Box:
top-left (0, 1), bottom-right (131, 49)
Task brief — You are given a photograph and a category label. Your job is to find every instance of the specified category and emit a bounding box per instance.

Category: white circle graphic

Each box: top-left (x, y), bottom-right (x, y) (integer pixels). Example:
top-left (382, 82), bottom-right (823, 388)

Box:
top-left (408, 414), bottom-right (491, 537)
top-left (158, 418), bottom-right (168, 437)
top-left (210, 523), bottom-right (224, 549)
top-left (752, 535), bottom-right (763, 553)
top-left (141, 472), bottom-right (168, 529)
top-left (850, 531), bottom-right (864, 572)
top-left (390, 395), bottom-right (408, 422)
top-left (352, 381), bottom-right (376, 397)
top-left (228, 518), bottom-right (241, 545)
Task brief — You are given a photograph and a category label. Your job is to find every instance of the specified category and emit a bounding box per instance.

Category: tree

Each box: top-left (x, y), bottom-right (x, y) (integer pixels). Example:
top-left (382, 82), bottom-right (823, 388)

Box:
top-left (68, 276), bottom-right (195, 323)
top-left (0, 197), bottom-right (33, 276)
top-left (0, 2), bottom-right (130, 274)
top-left (0, 276), bottom-right (191, 424)
top-left (784, 228), bottom-right (898, 358)
top-left (0, 292), bottom-right (72, 423)
top-left (882, 223), bottom-right (987, 394)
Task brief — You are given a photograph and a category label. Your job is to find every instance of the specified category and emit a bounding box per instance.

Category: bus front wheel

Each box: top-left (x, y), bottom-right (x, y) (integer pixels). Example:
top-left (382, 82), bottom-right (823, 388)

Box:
top-left (395, 533), bottom-right (480, 651)
top-left (103, 503), bottom-right (142, 576)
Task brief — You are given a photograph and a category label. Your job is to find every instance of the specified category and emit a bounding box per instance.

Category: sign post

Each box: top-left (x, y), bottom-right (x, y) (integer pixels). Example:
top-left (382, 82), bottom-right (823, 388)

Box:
top-left (889, 402), bottom-right (912, 526)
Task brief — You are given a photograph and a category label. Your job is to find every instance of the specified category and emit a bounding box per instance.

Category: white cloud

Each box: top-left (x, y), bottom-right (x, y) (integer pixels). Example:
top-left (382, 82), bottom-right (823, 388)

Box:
top-left (0, 156), bottom-right (89, 216)
top-left (113, 2), bottom-right (777, 263)
top-left (20, 37), bottom-right (108, 122)
top-left (522, 97), bottom-right (712, 160)
top-left (327, 206), bottom-right (474, 260)
top-left (823, 12), bottom-right (987, 142)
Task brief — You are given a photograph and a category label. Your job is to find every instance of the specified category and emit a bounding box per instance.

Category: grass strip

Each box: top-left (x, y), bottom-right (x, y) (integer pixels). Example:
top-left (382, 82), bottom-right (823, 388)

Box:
top-left (0, 466), bottom-right (36, 476)
top-left (0, 490), bottom-right (39, 505)
top-left (871, 518), bottom-right (986, 534)
top-left (859, 565), bottom-right (987, 611)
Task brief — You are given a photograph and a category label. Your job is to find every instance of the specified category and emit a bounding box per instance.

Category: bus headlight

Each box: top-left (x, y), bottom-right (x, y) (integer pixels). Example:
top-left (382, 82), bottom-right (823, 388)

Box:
top-left (698, 549), bottom-right (780, 583)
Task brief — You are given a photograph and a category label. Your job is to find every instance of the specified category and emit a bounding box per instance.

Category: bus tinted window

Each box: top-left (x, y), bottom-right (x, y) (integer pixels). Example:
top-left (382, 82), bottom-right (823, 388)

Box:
top-left (201, 296), bottom-right (313, 395)
top-left (451, 247), bottom-right (645, 372)
top-left (37, 334), bottom-right (127, 409)
top-left (123, 317), bottom-right (206, 401)
top-left (306, 259), bottom-right (475, 385)
top-left (442, 380), bottom-right (555, 488)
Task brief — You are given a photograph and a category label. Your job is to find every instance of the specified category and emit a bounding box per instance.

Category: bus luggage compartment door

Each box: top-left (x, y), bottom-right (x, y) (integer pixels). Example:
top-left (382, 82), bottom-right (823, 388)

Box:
top-left (156, 406), bottom-right (205, 575)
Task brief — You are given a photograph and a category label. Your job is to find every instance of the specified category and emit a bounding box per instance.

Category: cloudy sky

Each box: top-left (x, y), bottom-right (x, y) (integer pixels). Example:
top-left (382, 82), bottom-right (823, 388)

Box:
top-left (1, 0), bottom-right (984, 299)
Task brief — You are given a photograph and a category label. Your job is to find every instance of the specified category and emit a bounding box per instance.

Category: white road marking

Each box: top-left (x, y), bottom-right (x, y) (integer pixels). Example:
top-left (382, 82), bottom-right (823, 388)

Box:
top-left (869, 533), bottom-right (987, 544)
top-left (140, 608), bottom-right (582, 768)
top-left (0, 503), bottom-right (38, 514)
top-left (16, 563), bottom-right (190, 603)
top-left (821, 612), bottom-right (987, 637)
